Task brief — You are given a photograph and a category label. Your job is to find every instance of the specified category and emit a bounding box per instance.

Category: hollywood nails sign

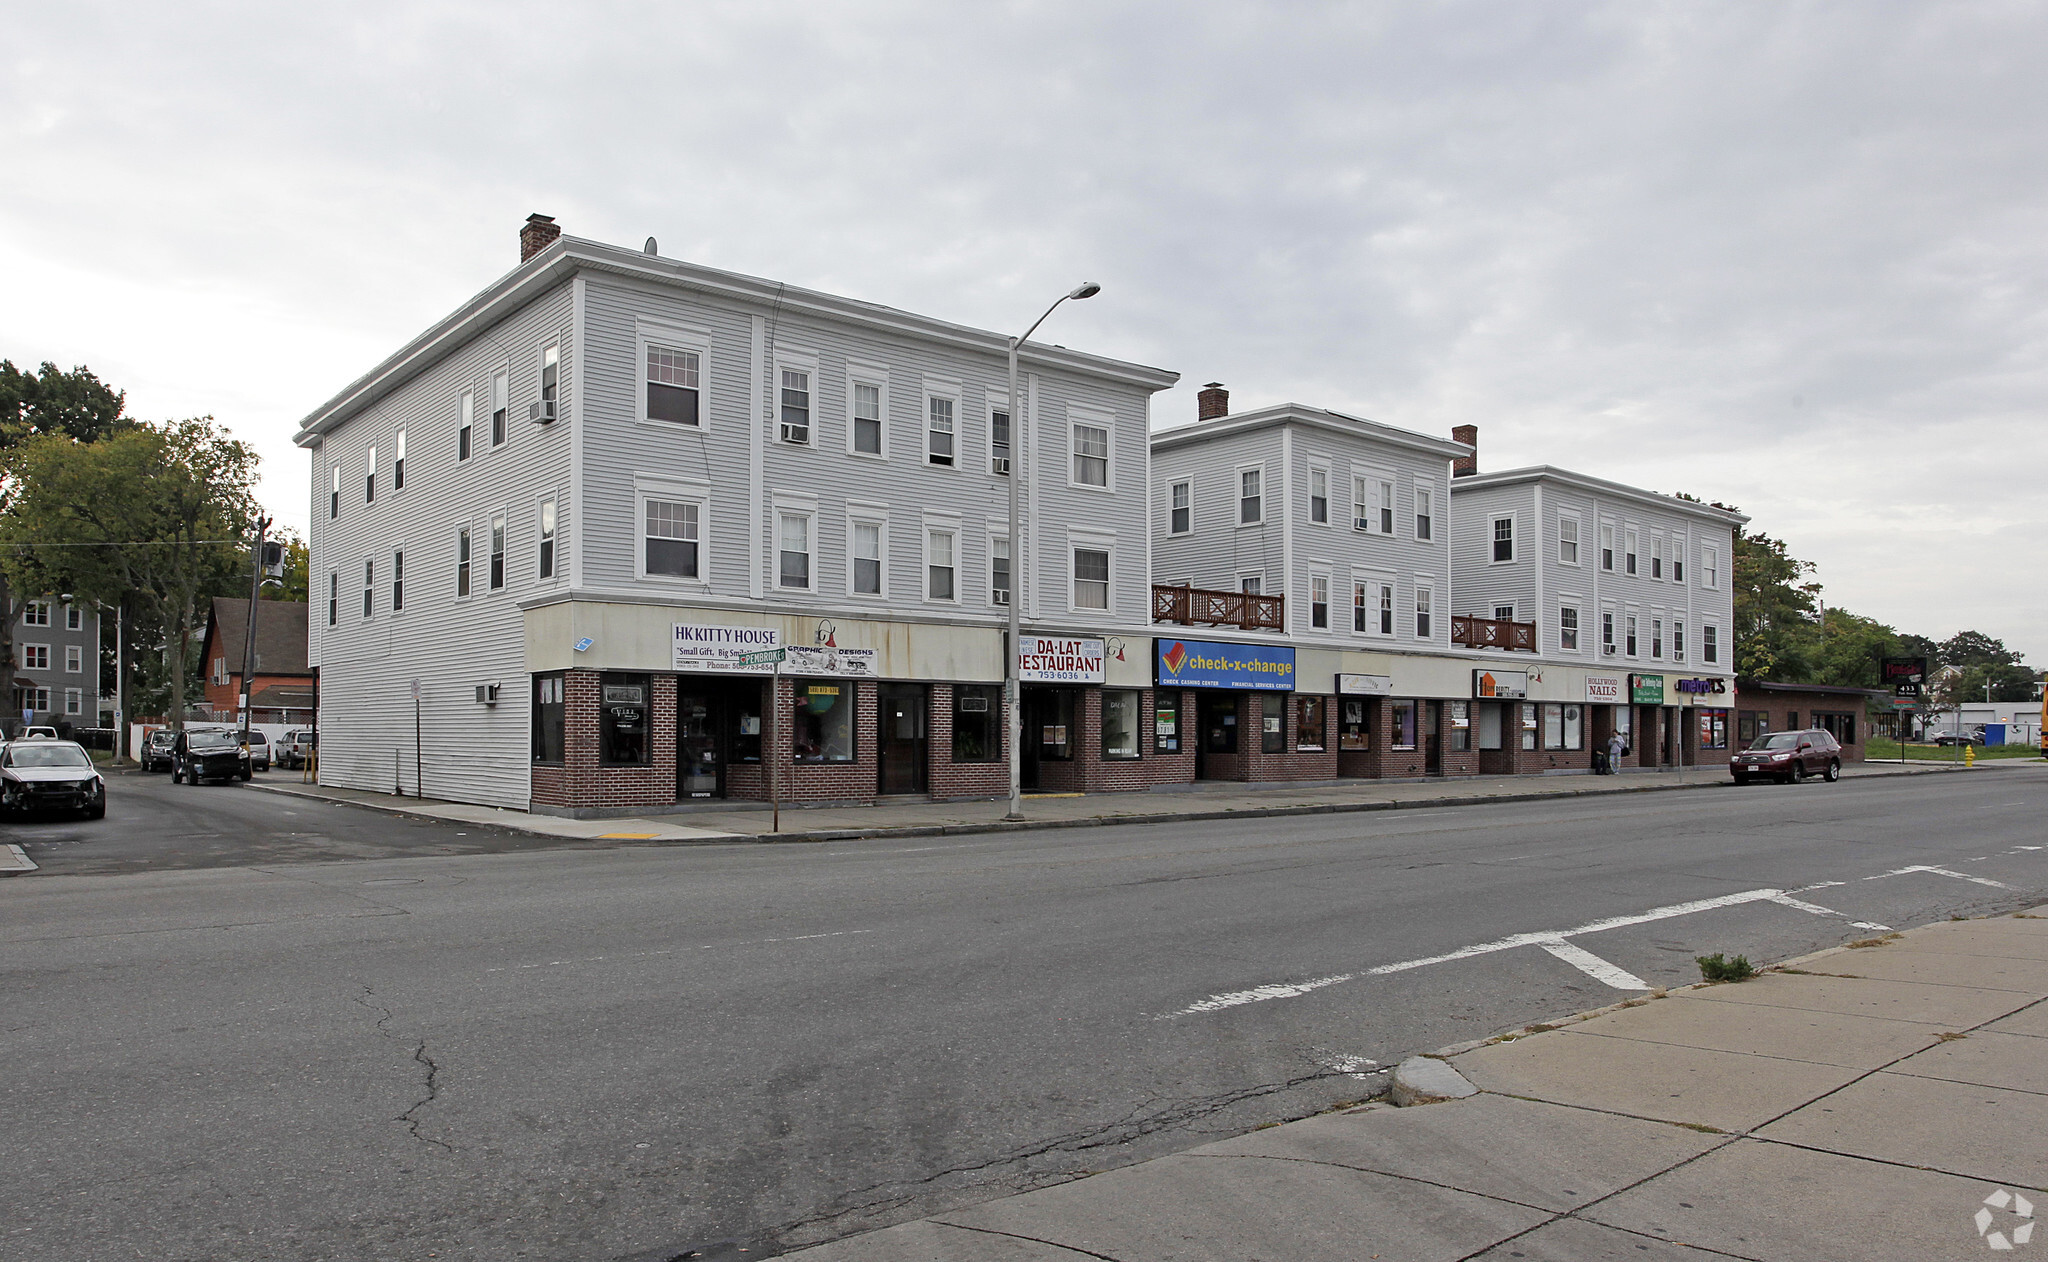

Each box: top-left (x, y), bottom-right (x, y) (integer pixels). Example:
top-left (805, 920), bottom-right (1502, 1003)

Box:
top-left (1018, 637), bottom-right (1106, 684)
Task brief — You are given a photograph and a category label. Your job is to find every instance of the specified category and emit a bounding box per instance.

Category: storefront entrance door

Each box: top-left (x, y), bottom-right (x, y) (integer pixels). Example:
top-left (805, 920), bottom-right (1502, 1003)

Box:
top-left (878, 683), bottom-right (929, 795)
top-left (1423, 701), bottom-right (1444, 775)
top-left (1196, 692), bottom-right (1237, 779)
top-left (677, 679), bottom-right (766, 800)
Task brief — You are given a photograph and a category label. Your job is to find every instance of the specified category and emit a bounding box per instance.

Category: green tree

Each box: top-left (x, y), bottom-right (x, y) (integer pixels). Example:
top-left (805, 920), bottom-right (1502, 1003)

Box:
top-left (1811, 608), bottom-right (1902, 689)
top-left (0, 418), bottom-right (258, 730)
top-left (1731, 526), bottom-right (1818, 681)
top-left (268, 529), bottom-right (309, 604)
top-left (1938, 630), bottom-right (2019, 671)
top-left (1948, 662), bottom-right (2039, 704)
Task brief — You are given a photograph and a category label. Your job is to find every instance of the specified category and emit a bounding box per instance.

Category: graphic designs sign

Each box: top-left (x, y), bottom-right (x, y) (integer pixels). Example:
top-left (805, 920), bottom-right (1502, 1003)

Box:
top-left (1337, 673), bottom-right (1394, 695)
top-left (1154, 638), bottom-right (1296, 692)
top-left (1474, 669), bottom-right (1529, 700)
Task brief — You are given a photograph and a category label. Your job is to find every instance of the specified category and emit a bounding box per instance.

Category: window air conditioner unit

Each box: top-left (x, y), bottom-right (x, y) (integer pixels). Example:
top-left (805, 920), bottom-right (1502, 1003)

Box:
top-left (990, 457), bottom-right (1010, 476)
top-left (475, 683), bottom-right (501, 706)
top-left (529, 400), bottom-right (557, 424)
top-left (780, 422), bottom-right (810, 445)
top-left (1602, 645), bottom-right (1618, 656)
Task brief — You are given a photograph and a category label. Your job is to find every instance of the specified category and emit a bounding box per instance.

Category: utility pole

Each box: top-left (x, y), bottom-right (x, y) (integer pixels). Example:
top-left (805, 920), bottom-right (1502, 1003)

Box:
top-left (237, 517), bottom-right (271, 757)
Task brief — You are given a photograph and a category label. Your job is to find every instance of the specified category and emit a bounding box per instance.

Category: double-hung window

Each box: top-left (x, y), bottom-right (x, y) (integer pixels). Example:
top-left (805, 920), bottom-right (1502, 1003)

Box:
top-left (1309, 468), bottom-right (1328, 524)
top-left (1240, 469), bottom-right (1262, 524)
top-left (779, 368), bottom-right (811, 444)
top-left (1560, 605), bottom-right (1580, 650)
top-left (778, 512), bottom-right (811, 588)
top-left (1672, 535), bottom-right (1685, 583)
top-left (645, 499), bottom-right (700, 578)
top-left (361, 559), bottom-right (374, 619)
top-left (64, 644), bottom-right (82, 673)
top-left (989, 405), bottom-right (1010, 475)
top-left (330, 466), bottom-right (340, 520)
top-left (21, 602), bottom-right (48, 628)
top-left (852, 521), bottom-right (882, 595)
top-left (1703, 546), bottom-right (1718, 589)
top-left (65, 605), bottom-right (81, 631)
top-left (394, 428), bottom-right (407, 491)
top-left (1355, 581), bottom-right (1394, 634)
top-left (1600, 523), bottom-right (1614, 571)
top-left (1073, 548), bottom-right (1110, 610)
top-left (1651, 617), bottom-right (1663, 658)
top-left (1625, 528), bottom-right (1639, 575)
top-left (1310, 575), bottom-right (1329, 628)
top-left (1376, 480), bottom-right (1395, 533)
top-left (926, 529), bottom-right (956, 601)
top-left (1491, 516), bottom-right (1514, 562)
top-left (489, 513), bottom-right (506, 590)
top-left (391, 549), bottom-right (405, 612)
top-left (1169, 480), bottom-right (1190, 534)
top-left (1601, 610), bottom-right (1615, 653)
top-left (20, 644), bottom-right (47, 670)
top-left (927, 396), bottom-right (955, 466)
top-left (1626, 614), bottom-right (1639, 657)
top-left (456, 528), bottom-right (471, 596)
top-left (1651, 535), bottom-right (1664, 579)
top-left (1414, 586), bottom-right (1434, 639)
top-left (539, 344), bottom-right (558, 419)
top-left (538, 498), bottom-right (557, 580)
top-left (1704, 624), bottom-right (1719, 663)
top-left (458, 391), bottom-right (474, 461)
top-left (1414, 486), bottom-right (1432, 540)
top-left (852, 381), bottom-right (883, 455)
top-left (490, 369), bottom-right (509, 447)
top-left (647, 345), bottom-right (701, 425)
top-left (1672, 621), bottom-right (1685, 662)
top-left (1379, 582), bottom-right (1396, 634)
top-left (990, 536), bottom-right (1010, 607)
top-left (1072, 422), bottom-right (1108, 486)
top-left (1559, 515), bottom-right (1579, 564)
top-left (365, 446), bottom-right (376, 503)
top-left (328, 573), bottom-right (339, 626)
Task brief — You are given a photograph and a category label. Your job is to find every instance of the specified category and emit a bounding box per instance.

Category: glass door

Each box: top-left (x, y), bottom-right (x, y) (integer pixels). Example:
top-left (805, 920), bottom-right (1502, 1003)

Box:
top-left (878, 683), bottom-right (929, 795)
top-left (678, 690), bottom-right (722, 798)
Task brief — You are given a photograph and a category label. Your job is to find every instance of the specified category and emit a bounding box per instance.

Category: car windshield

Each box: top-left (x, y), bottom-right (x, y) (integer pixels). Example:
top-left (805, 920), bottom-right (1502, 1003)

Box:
top-left (1751, 732), bottom-right (1804, 750)
top-left (188, 731), bottom-right (239, 750)
top-left (248, 733), bottom-right (268, 745)
top-left (7, 744), bottom-right (91, 769)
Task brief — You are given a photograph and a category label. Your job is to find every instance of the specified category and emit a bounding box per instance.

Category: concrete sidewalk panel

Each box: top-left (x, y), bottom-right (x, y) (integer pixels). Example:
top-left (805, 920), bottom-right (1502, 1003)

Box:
top-left (1813, 943), bottom-right (2048, 993)
top-left (786, 1218), bottom-right (1106, 1261)
top-left (1683, 971), bottom-right (2037, 1028)
top-left (1452, 1030), bottom-right (1860, 1132)
top-left (1465, 1216), bottom-right (1724, 1260)
top-left (1894, 919), bottom-right (2048, 963)
top-left (934, 1152), bottom-right (1549, 1262)
top-left (1563, 993), bottom-right (1952, 1068)
top-left (1755, 1072), bottom-right (2048, 1189)
top-left (1983, 1000), bottom-right (2048, 1039)
top-left (1886, 1029), bottom-right (2048, 1094)
top-left (1586, 1136), bottom-right (2010, 1262)
top-left (1196, 1093), bottom-right (1727, 1213)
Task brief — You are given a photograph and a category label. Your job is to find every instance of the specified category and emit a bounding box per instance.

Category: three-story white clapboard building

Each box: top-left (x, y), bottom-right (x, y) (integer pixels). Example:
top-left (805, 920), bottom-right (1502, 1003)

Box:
top-left (299, 216), bottom-right (1176, 814)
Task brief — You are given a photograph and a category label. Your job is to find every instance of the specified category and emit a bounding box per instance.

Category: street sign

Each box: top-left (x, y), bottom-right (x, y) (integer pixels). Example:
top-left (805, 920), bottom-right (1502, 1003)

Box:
top-left (410, 678), bottom-right (422, 701)
top-left (738, 648), bottom-right (787, 667)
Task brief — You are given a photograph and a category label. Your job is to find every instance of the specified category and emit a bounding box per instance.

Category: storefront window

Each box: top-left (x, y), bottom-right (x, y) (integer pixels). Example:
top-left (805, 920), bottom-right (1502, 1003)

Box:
top-left (1037, 689), bottom-right (1076, 761)
top-left (1521, 703), bottom-right (1538, 751)
top-left (793, 682), bottom-right (854, 763)
top-left (1698, 709), bottom-right (1728, 750)
top-left (1391, 700), bottom-right (1417, 750)
top-left (732, 687), bottom-right (763, 762)
top-left (600, 673), bottom-right (650, 765)
top-left (1543, 703), bottom-right (1563, 750)
top-left (1339, 698), bottom-right (1370, 751)
top-left (1563, 703), bottom-right (1583, 750)
top-left (1296, 696), bottom-right (1326, 751)
top-left (953, 684), bottom-right (1000, 762)
top-left (1541, 703), bottom-right (1584, 750)
top-left (1154, 691), bottom-right (1181, 753)
top-left (1736, 710), bottom-right (1766, 745)
top-left (1813, 711), bottom-right (1854, 744)
top-left (1103, 690), bottom-right (1141, 759)
top-left (1615, 705), bottom-right (1634, 753)
top-left (1448, 700), bottom-right (1470, 751)
top-left (532, 672), bottom-right (565, 764)
top-left (1261, 693), bottom-right (1285, 753)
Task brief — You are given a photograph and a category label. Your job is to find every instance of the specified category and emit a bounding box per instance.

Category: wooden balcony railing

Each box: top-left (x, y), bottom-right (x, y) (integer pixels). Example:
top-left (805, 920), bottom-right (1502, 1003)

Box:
top-left (1452, 614), bottom-right (1538, 652)
top-left (1152, 584), bottom-right (1285, 631)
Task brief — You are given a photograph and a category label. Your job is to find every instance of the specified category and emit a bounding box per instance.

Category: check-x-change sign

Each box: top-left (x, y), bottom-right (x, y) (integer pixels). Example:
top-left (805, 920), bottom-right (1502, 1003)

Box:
top-left (1154, 638), bottom-right (1295, 691)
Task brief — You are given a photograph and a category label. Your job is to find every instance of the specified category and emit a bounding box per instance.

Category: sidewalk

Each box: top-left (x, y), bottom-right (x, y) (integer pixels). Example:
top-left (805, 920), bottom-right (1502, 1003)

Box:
top-left (786, 905), bottom-right (2048, 1261)
top-left (252, 758), bottom-right (1989, 846)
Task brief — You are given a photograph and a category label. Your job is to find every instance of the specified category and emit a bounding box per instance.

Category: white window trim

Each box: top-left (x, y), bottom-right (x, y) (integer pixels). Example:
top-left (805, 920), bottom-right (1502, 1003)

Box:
top-left (985, 518), bottom-right (1012, 610)
top-left (773, 491), bottom-right (820, 592)
top-left (1308, 568), bottom-right (1333, 630)
top-left (1351, 467), bottom-right (1395, 534)
top-left (20, 643), bottom-right (49, 670)
top-left (1651, 531), bottom-right (1665, 580)
top-left (1558, 600), bottom-right (1582, 653)
top-left (1412, 478), bottom-right (1434, 541)
top-left (457, 390), bottom-right (475, 462)
top-left (1490, 515), bottom-right (1515, 564)
top-left (773, 348), bottom-right (820, 449)
top-left (20, 601), bottom-right (49, 627)
top-left (845, 500), bottom-right (890, 600)
top-left (1306, 462), bottom-right (1332, 527)
top-left (635, 319), bottom-right (713, 430)
top-left (1625, 608), bottom-right (1640, 659)
top-left (985, 390), bottom-right (1012, 477)
top-left (534, 491), bottom-right (562, 586)
top-left (64, 643), bottom-right (82, 673)
top-left (1703, 544), bottom-right (1719, 590)
top-left (1167, 478), bottom-right (1192, 535)
top-left (489, 367), bottom-right (511, 448)
top-left (538, 340), bottom-right (560, 421)
top-left (64, 604), bottom-right (82, 631)
top-left (923, 518), bottom-right (962, 604)
top-left (1236, 568), bottom-right (1267, 597)
top-left (1353, 569), bottom-right (1397, 639)
top-left (1413, 582), bottom-right (1436, 642)
top-left (923, 378), bottom-right (961, 469)
top-left (487, 510), bottom-right (508, 592)
top-left (1237, 463), bottom-right (1265, 527)
top-left (844, 361), bottom-right (890, 461)
top-left (634, 474), bottom-right (713, 586)
top-left (63, 687), bottom-right (82, 717)
top-left (1558, 511), bottom-right (1582, 567)
top-left (1599, 519), bottom-right (1616, 571)
top-left (1625, 526), bottom-right (1640, 576)
top-left (1067, 407), bottom-right (1115, 492)
top-left (361, 557), bottom-right (375, 620)
top-left (1069, 529), bottom-right (1116, 614)
top-left (1703, 622), bottom-right (1721, 664)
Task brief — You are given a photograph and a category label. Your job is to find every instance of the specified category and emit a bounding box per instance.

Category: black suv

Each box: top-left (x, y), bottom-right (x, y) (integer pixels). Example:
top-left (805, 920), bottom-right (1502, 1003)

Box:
top-left (1730, 728), bottom-right (1842, 784)
top-left (172, 729), bottom-right (252, 785)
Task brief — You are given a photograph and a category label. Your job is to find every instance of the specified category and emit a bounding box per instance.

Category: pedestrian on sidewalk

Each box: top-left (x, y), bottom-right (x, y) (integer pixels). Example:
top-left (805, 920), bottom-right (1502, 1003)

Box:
top-left (1605, 731), bottom-right (1625, 774)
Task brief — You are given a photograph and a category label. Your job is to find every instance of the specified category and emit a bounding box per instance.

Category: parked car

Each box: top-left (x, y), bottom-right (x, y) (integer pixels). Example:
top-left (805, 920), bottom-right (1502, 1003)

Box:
top-left (172, 728), bottom-right (251, 785)
top-left (277, 729), bottom-right (317, 770)
top-left (0, 739), bottom-right (106, 818)
top-left (1931, 728), bottom-right (1986, 747)
top-left (18, 726), bottom-right (58, 740)
top-left (141, 729), bottom-right (178, 772)
top-left (245, 730), bottom-right (271, 773)
top-left (1730, 729), bottom-right (1842, 784)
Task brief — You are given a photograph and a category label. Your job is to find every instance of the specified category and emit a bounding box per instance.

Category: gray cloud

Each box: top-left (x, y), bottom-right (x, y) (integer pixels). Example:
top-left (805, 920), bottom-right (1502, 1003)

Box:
top-left (3, 0), bottom-right (2042, 657)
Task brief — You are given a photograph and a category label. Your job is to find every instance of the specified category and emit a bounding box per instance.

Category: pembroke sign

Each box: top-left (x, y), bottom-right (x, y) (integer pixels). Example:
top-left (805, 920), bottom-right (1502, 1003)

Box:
top-left (1154, 638), bottom-right (1296, 692)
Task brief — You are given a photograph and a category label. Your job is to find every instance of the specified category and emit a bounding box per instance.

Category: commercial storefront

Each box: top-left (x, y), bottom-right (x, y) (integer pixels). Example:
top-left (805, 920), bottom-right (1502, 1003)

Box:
top-left (1731, 680), bottom-right (1876, 763)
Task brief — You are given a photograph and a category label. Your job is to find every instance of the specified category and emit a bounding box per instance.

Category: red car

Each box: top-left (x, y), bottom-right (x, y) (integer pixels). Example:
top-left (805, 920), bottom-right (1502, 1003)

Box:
top-left (1730, 729), bottom-right (1842, 784)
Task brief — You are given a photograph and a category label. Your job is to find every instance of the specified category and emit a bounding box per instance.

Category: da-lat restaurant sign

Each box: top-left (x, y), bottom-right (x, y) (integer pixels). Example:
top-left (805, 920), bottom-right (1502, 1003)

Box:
top-left (1155, 638), bottom-right (1296, 691)
top-left (1018, 637), bottom-right (1105, 684)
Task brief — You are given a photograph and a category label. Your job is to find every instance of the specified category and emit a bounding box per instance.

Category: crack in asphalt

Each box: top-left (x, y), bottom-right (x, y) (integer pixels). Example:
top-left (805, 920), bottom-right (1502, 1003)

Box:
top-left (356, 984), bottom-right (454, 1152)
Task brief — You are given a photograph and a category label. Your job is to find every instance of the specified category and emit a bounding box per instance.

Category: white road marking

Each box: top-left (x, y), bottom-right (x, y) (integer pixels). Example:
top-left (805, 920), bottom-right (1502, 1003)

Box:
top-left (1177, 975), bottom-right (1354, 1014)
top-left (1310, 1049), bottom-right (1381, 1079)
top-left (1763, 892), bottom-right (1891, 930)
top-left (1864, 864), bottom-right (2017, 890)
top-left (1538, 939), bottom-right (1649, 990)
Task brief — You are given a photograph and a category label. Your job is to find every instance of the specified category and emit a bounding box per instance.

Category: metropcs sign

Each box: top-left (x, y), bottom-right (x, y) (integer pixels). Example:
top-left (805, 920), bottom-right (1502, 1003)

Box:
top-left (1018, 637), bottom-right (1105, 684)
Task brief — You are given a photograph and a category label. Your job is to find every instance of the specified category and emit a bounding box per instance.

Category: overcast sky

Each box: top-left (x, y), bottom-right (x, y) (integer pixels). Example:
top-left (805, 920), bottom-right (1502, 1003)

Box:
top-left (4, 1), bottom-right (2042, 662)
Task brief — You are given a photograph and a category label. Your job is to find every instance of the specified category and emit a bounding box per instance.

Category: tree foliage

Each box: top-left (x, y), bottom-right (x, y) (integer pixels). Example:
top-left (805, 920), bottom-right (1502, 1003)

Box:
top-left (1731, 527), bottom-right (1818, 682)
top-left (0, 360), bottom-right (129, 446)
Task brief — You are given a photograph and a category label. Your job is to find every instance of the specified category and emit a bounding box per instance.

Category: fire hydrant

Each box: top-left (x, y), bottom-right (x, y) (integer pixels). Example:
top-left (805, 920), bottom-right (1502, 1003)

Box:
top-left (1965, 744), bottom-right (1976, 768)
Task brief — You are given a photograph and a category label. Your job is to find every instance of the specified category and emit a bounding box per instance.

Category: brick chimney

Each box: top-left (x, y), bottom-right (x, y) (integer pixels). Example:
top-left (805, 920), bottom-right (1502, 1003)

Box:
top-left (1197, 382), bottom-right (1229, 421)
top-left (520, 213), bottom-right (561, 263)
top-left (1451, 424), bottom-right (1478, 477)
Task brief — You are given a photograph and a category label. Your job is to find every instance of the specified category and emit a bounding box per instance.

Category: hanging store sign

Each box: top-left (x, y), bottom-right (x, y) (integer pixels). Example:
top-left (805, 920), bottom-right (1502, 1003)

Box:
top-left (1675, 678), bottom-right (1727, 695)
top-left (1018, 636), bottom-right (1106, 684)
top-left (1586, 675), bottom-right (1623, 703)
top-left (674, 624), bottom-right (782, 671)
top-left (1336, 673), bottom-right (1394, 695)
top-left (1474, 669), bottom-right (1529, 700)
top-left (1630, 674), bottom-right (1667, 704)
top-left (1154, 638), bottom-right (1296, 692)
top-left (782, 644), bottom-right (878, 677)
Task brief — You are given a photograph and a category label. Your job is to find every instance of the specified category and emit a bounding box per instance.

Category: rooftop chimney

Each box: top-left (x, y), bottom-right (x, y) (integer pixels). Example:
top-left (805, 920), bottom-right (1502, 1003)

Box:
top-left (1197, 382), bottom-right (1229, 421)
top-left (520, 213), bottom-right (561, 263)
top-left (1451, 424), bottom-right (1478, 477)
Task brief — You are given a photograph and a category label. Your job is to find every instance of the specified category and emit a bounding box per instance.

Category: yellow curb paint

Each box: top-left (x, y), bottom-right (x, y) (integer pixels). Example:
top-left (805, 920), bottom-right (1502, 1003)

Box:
top-left (597, 832), bottom-right (659, 839)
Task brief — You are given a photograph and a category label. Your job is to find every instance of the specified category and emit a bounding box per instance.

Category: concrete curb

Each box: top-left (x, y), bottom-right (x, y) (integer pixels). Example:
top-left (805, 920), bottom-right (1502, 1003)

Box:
top-left (246, 761), bottom-right (1972, 848)
top-left (1389, 1055), bottom-right (1478, 1106)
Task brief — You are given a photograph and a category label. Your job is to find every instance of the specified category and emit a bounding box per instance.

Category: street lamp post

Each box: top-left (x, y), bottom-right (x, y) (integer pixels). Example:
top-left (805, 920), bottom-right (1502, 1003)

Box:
top-left (1005, 282), bottom-right (1101, 822)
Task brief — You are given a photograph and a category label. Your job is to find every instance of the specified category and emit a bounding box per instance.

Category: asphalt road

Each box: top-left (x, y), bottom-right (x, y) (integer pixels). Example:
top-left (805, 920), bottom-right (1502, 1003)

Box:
top-left (4, 766), bottom-right (2044, 1262)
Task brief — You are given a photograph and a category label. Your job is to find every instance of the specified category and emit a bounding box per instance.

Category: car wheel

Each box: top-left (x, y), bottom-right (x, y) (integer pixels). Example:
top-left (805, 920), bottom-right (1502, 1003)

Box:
top-left (239, 767), bottom-right (251, 782)
top-left (1731, 774), bottom-right (1749, 785)
top-left (1824, 759), bottom-right (1841, 782)
top-left (1792, 762), bottom-right (1807, 782)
